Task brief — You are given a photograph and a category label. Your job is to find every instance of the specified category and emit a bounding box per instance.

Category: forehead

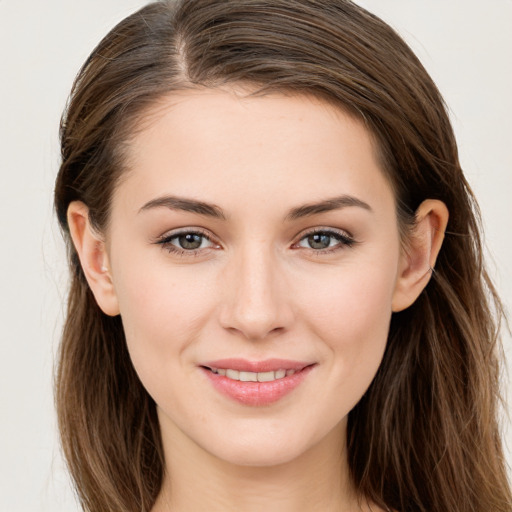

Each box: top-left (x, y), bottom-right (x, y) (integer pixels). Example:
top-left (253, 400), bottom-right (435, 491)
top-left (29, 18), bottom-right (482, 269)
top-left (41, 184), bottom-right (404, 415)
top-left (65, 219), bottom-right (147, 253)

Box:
top-left (117, 88), bottom-right (395, 219)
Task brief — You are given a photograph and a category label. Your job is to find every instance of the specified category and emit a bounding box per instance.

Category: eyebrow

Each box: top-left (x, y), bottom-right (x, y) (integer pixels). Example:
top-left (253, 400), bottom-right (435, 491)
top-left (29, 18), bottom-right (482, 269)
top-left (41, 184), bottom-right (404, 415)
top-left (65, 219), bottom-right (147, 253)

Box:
top-left (285, 195), bottom-right (372, 220)
top-left (138, 194), bottom-right (372, 221)
top-left (139, 196), bottom-right (227, 220)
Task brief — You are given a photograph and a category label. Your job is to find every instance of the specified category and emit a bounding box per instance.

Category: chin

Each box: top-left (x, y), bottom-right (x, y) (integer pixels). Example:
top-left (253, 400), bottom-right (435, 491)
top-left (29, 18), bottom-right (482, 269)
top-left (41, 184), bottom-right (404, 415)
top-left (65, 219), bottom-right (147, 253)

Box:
top-left (210, 440), bottom-right (308, 468)
top-left (198, 419), bottom-right (342, 469)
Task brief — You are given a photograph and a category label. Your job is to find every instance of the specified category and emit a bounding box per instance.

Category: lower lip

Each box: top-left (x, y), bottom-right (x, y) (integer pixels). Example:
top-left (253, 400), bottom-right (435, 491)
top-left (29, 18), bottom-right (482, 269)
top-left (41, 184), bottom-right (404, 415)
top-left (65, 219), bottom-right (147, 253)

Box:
top-left (201, 366), bottom-right (314, 406)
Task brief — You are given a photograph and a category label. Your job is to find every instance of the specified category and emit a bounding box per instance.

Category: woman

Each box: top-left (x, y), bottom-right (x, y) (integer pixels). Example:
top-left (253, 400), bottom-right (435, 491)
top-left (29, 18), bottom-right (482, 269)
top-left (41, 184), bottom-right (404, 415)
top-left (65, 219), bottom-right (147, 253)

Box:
top-left (54, 1), bottom-right (511, 511)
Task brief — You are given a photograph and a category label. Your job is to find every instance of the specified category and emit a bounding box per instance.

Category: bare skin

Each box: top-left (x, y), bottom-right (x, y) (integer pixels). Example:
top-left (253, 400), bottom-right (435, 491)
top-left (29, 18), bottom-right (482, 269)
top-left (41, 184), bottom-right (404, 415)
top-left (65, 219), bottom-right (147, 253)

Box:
top-left (68, 88), bottom-right (447, 512)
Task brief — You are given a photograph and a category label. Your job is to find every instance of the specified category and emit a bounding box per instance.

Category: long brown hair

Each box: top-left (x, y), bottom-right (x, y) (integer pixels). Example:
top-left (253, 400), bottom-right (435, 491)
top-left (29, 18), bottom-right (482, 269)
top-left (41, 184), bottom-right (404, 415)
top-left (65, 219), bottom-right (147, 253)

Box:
top-left (54, 1), bottom-right (511, 511)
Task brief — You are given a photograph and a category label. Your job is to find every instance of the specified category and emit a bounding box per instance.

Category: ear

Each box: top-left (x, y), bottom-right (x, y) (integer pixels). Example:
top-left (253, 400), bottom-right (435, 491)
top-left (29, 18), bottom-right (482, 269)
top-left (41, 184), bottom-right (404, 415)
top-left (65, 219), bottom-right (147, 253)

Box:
top-left (67, 201), bottom-right (120, 316)
top-left (392, 199), bottom-right (449, 312)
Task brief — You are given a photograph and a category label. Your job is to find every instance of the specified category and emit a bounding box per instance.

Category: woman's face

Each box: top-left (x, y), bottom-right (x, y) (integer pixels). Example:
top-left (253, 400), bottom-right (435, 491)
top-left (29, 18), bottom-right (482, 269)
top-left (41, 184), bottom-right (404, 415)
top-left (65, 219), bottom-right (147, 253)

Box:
top-left (106, 88), bottom-right (404, 466)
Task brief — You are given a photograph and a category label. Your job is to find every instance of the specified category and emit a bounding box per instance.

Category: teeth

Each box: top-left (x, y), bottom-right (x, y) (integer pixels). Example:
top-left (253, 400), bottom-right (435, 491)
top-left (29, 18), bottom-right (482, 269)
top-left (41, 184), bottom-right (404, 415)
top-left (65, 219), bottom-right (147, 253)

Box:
top-left (239, 371), bottom-right (258, 382)
top-left (257, 371), bottom-right (275, 382)
top-left (226, 369), bottom-right (239, 380)
top-left (210, 368), bottom-right (296, 382)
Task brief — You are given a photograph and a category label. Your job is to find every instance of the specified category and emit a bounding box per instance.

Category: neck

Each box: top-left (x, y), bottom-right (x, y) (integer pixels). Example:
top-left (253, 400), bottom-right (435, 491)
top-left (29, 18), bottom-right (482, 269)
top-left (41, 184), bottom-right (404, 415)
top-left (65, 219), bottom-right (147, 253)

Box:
top-left (152, 415), bottom-right (371, 512)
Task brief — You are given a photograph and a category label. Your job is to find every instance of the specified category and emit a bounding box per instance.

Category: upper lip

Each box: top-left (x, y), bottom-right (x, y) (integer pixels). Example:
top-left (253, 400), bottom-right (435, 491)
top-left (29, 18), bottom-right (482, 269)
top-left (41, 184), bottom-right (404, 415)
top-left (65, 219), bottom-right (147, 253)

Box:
top-left (201, 358), bottom-right (314, 373)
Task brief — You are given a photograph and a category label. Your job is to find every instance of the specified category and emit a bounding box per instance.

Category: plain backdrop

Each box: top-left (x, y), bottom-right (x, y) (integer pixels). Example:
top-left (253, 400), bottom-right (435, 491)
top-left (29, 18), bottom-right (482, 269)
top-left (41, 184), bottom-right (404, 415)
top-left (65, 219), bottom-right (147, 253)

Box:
top-left (0, 1), bottom-right (511, 510)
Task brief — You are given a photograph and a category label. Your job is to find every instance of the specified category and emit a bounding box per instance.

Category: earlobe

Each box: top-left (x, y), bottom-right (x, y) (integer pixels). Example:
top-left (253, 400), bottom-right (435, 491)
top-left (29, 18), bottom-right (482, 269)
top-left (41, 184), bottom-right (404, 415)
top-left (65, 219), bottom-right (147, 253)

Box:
top-left (392, 199), bottom-right (449, 312)
top-left (67, 201), bottom-right (120, 316)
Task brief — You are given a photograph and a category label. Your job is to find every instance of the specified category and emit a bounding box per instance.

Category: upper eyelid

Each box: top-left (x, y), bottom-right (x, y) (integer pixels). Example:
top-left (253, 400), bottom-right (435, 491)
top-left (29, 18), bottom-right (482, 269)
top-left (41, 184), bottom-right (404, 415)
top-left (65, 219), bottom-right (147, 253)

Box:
top-left (294, 226), bottom-right (354, 240)
top-left (154, 226), bottom-right (355, 249)
top-left (293, 227), bottom-right (357, 254)
top-left (156, 227), bottom-right (215, 242)
top-left (155, 229), bottom-right (219, 255)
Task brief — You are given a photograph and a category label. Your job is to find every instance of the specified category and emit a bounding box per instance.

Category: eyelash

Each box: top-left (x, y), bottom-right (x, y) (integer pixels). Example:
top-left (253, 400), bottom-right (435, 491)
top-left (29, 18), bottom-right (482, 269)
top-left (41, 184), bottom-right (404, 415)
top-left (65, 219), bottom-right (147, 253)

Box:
top-left (293, 228), bottom-right (356, 254)
top-left (155, 228), bottom-right (356, 257)
top-left (156, 228), bottom-right (217, 257)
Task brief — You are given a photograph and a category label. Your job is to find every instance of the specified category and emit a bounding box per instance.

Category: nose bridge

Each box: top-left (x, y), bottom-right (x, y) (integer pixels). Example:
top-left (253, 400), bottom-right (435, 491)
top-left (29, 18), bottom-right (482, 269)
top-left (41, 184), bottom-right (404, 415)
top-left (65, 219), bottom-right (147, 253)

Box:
top-left (221, 239), bottom-right (292, 340)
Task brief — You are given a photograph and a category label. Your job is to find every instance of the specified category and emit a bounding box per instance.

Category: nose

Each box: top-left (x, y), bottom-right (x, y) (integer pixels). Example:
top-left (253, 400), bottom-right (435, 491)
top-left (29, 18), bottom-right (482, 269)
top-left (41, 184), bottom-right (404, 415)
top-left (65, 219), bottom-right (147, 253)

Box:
top-left (219, 243), bottom-right (294, 341)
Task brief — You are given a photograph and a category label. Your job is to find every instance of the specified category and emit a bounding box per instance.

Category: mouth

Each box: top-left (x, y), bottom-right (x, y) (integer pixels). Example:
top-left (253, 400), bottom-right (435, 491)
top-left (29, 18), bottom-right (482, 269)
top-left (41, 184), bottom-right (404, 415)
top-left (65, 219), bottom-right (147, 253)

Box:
top-left (205, 367), bottom-right (298, 382)
top-left (200, 359), bottom-right (316, 406)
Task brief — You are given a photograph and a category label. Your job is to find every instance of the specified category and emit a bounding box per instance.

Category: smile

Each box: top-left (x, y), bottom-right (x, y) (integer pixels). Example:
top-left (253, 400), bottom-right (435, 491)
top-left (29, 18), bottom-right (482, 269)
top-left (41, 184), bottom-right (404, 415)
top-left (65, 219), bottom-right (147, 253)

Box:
top-left (208, 368), bottom-right (296, 382)
top-left (201, 359), bottom-right (315, 406)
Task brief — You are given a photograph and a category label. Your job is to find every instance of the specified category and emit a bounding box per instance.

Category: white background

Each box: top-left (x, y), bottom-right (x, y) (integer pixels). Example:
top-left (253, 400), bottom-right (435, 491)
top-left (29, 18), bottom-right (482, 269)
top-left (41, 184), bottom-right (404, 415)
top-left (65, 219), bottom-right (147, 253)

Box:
top-left (0, 1), bottom-right (510, 510)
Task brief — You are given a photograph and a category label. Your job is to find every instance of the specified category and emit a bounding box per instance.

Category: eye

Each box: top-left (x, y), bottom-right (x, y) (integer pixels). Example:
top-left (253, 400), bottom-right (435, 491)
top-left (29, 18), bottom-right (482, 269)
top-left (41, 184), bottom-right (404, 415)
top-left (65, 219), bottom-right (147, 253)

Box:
top-left (156, 229), bottom-right (218, 255)
top-left (295, 229), bottom-right (355, 253)
top-left (174, 233), bottom-right (208, 250)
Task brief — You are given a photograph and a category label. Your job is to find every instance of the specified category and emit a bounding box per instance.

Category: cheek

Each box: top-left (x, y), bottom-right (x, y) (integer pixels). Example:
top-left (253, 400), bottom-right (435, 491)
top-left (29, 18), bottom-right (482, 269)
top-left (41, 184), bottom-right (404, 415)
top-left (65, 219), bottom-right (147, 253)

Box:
top-left (111, 252), bottom-right (216, 376)
top-left (305, 261), bottom-right (395, 334)
top-left (298, 255), bottom-right (397, 384)
top-left (298, 267), bottom-right (395, 421)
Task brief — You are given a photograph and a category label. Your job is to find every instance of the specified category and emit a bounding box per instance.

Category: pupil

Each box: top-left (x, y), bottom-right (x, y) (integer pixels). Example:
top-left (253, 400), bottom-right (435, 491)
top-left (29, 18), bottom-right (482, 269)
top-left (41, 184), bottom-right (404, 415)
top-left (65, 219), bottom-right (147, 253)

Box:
top-left (179, 233), bottom-right (202, 249)
top-left (308, 233), bottom-right (331, 249)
